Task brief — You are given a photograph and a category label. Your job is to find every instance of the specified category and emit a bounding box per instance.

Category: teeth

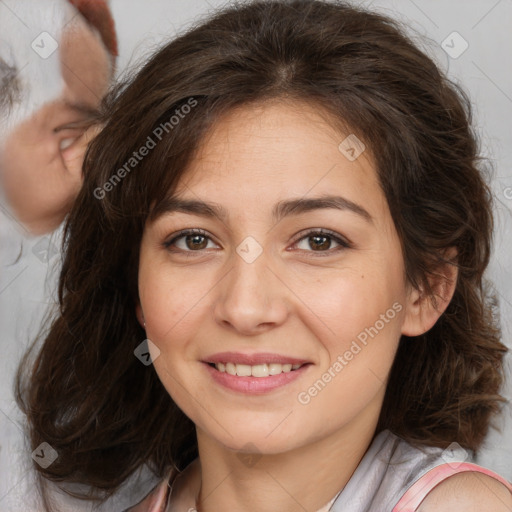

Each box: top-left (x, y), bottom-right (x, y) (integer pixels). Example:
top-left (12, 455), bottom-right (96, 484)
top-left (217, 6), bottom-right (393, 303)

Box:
top-left (251, 364), bottom-right (269, 377)
top-left (269, 363), bottom-right (283, 376)
top-left (236, 364), bottom-right (252, 377)
top-left (214, 362), bottom-right (303, 377)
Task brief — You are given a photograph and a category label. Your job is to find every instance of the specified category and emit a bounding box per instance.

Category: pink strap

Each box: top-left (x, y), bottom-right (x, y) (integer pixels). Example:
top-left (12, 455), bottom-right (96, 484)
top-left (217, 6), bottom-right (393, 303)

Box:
top-left (392, 462), bottom-right (512, 512)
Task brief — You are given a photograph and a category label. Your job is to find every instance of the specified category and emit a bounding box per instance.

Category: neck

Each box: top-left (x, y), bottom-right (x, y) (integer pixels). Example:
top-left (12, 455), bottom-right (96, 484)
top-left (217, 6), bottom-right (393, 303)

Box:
top-left (193, 392), bottom-right (383, 512)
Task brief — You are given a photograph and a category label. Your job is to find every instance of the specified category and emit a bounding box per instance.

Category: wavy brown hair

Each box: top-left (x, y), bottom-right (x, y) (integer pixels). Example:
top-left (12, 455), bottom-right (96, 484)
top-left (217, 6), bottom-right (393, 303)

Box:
top-left (15, 0), bottom-right (508, 509)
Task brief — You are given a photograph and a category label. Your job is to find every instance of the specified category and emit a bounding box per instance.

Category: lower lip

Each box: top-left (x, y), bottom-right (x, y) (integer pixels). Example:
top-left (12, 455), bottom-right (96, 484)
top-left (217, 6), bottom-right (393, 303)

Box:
top-left (203, 362), bottom-right (311, 394)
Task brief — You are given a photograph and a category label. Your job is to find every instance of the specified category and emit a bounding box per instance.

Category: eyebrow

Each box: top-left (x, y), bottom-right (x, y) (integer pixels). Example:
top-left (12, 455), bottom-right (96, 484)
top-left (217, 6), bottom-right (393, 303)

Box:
top-left (151, 194), bottom-right (373, 224)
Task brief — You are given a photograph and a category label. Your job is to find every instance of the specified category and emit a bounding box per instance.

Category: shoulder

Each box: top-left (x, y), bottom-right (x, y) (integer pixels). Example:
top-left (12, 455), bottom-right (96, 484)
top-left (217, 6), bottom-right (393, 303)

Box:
top-left (416, 471), bottom-right (512, 512)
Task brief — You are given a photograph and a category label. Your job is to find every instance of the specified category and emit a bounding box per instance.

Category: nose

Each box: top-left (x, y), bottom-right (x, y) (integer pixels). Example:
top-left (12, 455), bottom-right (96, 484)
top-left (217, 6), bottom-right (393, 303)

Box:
top-left (212, 249), bottom-right (290, 336)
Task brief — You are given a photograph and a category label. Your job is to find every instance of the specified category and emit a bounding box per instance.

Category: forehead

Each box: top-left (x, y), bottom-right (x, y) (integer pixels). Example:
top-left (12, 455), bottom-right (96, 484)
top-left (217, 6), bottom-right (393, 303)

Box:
top-left (174, 100), bottom-right (387, 220)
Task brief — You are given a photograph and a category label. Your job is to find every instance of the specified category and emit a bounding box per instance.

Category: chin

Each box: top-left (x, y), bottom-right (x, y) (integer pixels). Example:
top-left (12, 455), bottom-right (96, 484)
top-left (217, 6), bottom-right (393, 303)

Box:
top-left (207, 424), bottom-right (305, 455)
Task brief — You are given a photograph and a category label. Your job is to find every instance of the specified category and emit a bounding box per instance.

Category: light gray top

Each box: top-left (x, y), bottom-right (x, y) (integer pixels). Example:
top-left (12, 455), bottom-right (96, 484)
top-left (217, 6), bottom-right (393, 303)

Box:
top-left (124, 428), bottom-right (483, 512)
top-left (329, 429), bottom-right (456, 511)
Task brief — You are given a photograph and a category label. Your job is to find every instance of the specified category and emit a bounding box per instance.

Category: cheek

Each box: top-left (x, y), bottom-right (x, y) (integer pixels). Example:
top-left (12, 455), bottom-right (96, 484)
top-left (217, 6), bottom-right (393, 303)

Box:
top-left (292, 264), bottom-right (402, 350)
top-left (293, 277), bottom-right (403, 432)
top-left (140, 268), bottom-right (209, 415)
top-left (139, 263), bottom-right (208, 350)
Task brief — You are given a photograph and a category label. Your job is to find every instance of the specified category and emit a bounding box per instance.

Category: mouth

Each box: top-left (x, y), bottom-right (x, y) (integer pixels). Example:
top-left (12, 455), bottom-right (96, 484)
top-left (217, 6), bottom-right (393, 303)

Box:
top-left (207, 361), bottom-right (308, 377)
top-left (202, 353), bottom-right (312, 394)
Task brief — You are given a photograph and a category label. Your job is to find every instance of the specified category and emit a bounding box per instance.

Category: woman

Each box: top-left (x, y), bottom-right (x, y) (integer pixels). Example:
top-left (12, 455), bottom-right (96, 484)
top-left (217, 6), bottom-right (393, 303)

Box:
top-left (15, 1), bottom-right (512, 510)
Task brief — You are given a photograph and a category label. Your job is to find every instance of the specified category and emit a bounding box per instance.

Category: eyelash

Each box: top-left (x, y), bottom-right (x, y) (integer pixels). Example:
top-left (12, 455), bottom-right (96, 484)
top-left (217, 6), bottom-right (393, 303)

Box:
top-left (163, 228), bottom-right (351, 257)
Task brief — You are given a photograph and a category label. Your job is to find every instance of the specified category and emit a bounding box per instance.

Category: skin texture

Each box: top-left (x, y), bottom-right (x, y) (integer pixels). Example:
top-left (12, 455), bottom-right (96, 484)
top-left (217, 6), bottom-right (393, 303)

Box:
top-left (137, 100), bottom-right (461, 512)
top-left (0, 14), bottom-right (110, 235)
top-left (417, 472), bottom-right (512, 511)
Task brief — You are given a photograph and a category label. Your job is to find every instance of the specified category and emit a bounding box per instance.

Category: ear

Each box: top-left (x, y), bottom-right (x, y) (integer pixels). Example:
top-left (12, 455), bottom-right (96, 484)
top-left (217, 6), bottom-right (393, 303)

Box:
top-left (135, 302), bottom-right (145, 329)
top-left (401, 247), bottom-right (458, 337)
top-left (61, 123), bottom-right (104, 178)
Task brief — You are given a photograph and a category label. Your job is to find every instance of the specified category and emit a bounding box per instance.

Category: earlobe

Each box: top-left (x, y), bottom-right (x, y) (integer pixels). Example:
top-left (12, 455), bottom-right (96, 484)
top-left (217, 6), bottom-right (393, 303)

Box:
top-left (401, 247), bottom-right (458, 337)
top-left (400, 286), bottom-right (425, 336)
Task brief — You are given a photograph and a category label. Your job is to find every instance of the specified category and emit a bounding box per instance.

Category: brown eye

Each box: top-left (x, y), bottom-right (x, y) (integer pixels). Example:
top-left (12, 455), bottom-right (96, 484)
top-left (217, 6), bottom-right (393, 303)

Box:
top-left (184, 234), bottom-right (208, 250)
top-left (293, 229), bottom-right (350, 253)
top-left (308, 235), bottom-right (331, 251)
top-left (164, 229), bottom-right (218, 253)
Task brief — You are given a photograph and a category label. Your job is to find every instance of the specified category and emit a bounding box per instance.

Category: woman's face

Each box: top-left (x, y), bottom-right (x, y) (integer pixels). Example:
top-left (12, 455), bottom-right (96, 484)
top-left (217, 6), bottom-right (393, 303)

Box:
top-left (138, 100), bottom-right (413, 454)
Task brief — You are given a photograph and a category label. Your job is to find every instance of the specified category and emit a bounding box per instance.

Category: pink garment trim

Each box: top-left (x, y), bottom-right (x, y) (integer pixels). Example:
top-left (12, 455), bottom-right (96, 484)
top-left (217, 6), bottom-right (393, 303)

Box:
top-left (392, 462), bottom-right (512, 512)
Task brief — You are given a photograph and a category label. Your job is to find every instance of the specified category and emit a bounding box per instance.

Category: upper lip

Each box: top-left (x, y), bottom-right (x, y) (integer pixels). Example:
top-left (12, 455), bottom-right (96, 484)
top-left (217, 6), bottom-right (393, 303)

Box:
top-left (204, 352), bottom-right (310, 366)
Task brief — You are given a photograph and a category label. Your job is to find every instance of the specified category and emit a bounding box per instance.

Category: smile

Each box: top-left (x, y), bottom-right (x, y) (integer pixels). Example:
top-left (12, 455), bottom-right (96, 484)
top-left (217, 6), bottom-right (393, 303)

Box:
top-left (203, 355), bottom-right (311, 394)
top-left (210, 362), bottom-right (303, 377)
